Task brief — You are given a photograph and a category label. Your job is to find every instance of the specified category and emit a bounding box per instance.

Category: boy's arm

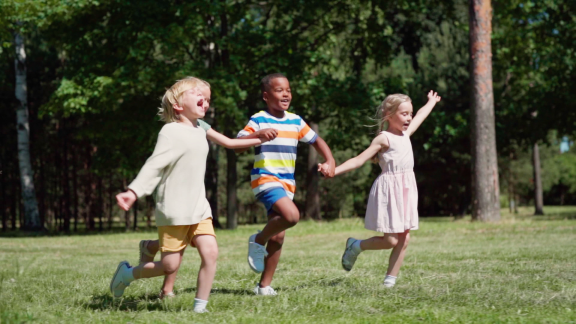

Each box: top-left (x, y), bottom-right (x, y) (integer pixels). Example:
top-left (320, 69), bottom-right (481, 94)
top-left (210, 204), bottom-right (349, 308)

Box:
top-left (206, 128), bottom-right (269, 149)
top-left (331, 134), bottom-right (389, 176)
top-left (234, 129), bottom-right (278, 153)
top-left (311, 136), bottom-right (336, 177)
top-left (406, 90), bottom-right (441, 136)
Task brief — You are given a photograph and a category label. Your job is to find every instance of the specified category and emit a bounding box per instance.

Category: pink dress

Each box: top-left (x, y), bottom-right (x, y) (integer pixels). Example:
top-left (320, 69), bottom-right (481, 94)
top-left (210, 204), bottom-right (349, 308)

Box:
top-left (364, 131), bottom-right (419, 233)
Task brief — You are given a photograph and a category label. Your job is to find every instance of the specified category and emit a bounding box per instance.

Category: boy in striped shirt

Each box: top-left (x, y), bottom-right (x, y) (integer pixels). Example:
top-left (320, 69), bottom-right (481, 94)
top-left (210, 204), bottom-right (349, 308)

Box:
top-left (236, 73), bottom-right (335, 295)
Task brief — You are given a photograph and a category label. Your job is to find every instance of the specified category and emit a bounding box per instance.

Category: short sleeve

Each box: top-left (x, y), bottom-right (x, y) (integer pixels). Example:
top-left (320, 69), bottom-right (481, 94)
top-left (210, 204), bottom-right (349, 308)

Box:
top-left (237, 116), bottom-right (260, 138)
top-left (197, 119), bottom-right (211, 132)
top-left (298, 118), bottom-right (318, 144)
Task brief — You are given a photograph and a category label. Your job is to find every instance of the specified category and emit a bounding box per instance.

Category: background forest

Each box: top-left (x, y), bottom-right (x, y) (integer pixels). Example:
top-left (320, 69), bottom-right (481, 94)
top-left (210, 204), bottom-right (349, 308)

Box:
top-left (1, 0), bottom-right (575, 232)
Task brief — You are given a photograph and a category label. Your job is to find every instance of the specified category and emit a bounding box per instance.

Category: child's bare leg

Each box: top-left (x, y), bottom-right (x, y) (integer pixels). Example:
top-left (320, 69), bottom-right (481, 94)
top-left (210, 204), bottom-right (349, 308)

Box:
top-left (360, 233), bottom-right (399, 250)
top-left (160, 250), bottom-right (185, 294)
top-left (192, 235), bottom-right (218, 300)
top-left (254, 198), bottom-right (299, 246)
top-left (259, 228), bottom-right (285, 287)
top-left (386, 230), bottom-right (410, 278)
top-left (131, 250), bottom-right (182, 282)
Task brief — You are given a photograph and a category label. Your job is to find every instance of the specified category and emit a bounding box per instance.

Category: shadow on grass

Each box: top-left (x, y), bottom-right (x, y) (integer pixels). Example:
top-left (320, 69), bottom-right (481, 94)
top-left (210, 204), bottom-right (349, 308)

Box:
top-left (85, 278), bottom-right (346, 312)
top-left (85, 287), bottom-right (254, 312)
top-left (84, 294), bottom-right (167, 312)
top-left (533, 211), bottom-right (576, 221)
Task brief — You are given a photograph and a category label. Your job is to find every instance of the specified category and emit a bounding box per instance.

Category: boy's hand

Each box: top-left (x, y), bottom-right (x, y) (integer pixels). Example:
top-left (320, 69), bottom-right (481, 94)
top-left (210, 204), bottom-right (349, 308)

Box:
top-left (317, 161), bottom-right (336, 178)
top-left (116, 190), bottom-right (137, 211)
top-left (427, 90), bottom-right (441, 103)
top-left (256, 129), bottom-right (278, 142)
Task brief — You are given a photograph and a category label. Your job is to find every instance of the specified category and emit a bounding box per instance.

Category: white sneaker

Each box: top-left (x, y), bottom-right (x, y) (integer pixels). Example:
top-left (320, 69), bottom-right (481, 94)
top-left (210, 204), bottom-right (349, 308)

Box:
top-left (253, 284), bottom-right (277, 296)
top-left (194, 308), bottom-right (209, 313)
top-left (247, 233), bottom-right (268, 273)
top-left (110, 261), bottom-right (132, 298)
top-left (158, 291), bottom-right (175, 299)
top-left (341, 237), bottom-right (360, 271)
top-left (139, 240), bottom-right (156, 264)
top-left (383, 281), bottom-right (395, 288)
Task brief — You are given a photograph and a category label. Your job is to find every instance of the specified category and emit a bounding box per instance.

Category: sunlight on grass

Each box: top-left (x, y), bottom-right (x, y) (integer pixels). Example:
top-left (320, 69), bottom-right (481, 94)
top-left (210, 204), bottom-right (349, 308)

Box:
top-left (0, 206), bottom-right (575, 323)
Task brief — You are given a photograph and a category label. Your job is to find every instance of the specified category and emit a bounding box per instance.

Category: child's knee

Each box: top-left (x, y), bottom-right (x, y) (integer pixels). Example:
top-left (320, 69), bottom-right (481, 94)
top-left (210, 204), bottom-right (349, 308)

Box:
top-left (285, 209), bottom-right (300, 227)
top-left (202, 245), bottom-right (219, 264)
top-left (269, 232), bottom-right (286, 246)
top-left (385, 234), bottom-right (399, 248)
top-left (401, 233), bottom-right (411, 247)
top-left (163, 261), bottom-right (180, 275)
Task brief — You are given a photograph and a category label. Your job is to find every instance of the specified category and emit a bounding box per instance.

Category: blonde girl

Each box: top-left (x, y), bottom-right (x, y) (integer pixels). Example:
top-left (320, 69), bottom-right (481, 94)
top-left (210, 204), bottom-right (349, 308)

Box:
top-left (321, 90), bottom-right (441, 287)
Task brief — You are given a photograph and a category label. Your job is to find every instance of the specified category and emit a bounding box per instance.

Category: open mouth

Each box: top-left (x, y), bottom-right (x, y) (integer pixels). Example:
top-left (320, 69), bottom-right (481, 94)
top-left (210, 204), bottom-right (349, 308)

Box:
top-left (197, 99), bottom-right (204, 107)
top-left (280, 99), bottom-right (290, 105)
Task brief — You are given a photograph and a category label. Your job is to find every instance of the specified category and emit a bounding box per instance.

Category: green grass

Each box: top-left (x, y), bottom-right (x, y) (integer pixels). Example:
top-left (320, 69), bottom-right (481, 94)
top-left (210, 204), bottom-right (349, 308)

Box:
top-left (1, 207), bottom-right (575, 323)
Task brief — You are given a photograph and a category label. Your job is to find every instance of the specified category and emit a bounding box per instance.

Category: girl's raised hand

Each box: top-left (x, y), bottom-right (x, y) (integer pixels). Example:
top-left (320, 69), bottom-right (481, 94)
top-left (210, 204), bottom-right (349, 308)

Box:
top-left (427, 90), bottom-right (441, 103)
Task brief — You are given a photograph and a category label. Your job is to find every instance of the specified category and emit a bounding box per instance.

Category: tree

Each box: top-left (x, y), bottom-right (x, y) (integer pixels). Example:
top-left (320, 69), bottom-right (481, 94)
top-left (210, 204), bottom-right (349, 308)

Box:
top-left (532, 142), bottom-right (544, 215)
top-left (469, 0), bottom-right (500, 221)
top-left (13, 25), bottom-right (42, 231)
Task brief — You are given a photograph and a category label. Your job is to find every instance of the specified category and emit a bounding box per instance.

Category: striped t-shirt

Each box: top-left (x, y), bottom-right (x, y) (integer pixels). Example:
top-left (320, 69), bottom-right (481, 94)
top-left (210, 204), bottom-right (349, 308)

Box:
top-left (237, 110), bottom-right (318, 200)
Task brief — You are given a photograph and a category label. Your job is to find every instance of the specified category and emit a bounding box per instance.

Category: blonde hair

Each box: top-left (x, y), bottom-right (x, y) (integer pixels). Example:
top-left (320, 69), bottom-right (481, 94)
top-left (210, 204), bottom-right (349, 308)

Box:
top-left (158, 77), bottom-right (211, 123)
top-left (375, 94), bottom-right (411, 133)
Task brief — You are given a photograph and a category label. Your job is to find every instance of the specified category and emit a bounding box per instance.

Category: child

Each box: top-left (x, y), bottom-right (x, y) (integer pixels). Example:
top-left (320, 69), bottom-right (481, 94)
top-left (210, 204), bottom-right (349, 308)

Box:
top-left (109, 77), bottom-right (270, 313)
top-left (236, 73), bottom-right (336, 295)
top-left (136, 80), bottom-right (278, 279)
top-left (327, 91), bottom-right (441, 288)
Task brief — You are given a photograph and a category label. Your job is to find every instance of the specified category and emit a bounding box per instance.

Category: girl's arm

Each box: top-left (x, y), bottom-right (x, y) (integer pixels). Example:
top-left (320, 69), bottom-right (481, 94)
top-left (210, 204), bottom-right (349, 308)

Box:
top-left (406, 90), bottom-right (441, 136)
top-left (206, 128), bottom-right (270, 149)
top-left (234, 129), bottom-right (278, 153)
top-left (331, 134), bottom-right (389, 176)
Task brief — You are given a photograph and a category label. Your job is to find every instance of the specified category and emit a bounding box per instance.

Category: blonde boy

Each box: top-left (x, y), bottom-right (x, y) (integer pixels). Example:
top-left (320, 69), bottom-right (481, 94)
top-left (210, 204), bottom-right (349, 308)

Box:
top-left (110, 77), bottom-right (268, 313)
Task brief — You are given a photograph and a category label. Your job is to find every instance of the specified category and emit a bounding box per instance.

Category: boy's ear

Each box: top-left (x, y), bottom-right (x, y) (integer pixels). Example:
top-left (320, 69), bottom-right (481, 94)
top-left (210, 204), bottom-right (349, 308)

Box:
top-left (173, 103), bottom-right (183, 112)
top-left (262, 91), bottom-right (269, 103)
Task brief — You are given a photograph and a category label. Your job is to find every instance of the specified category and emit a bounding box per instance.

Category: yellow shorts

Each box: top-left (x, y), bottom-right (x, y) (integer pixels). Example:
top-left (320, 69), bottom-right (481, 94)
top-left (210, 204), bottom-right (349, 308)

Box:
top-left (157, 218), bottom-right (216, 252)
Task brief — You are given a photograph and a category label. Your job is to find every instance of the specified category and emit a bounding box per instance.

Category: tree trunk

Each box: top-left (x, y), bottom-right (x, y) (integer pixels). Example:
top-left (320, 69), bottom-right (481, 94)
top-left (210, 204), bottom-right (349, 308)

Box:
top-left (61, 123), bottom-right (71, 232)
top-left (146, 196), bottom-right (154, 228)
top-left (108, 172), bottom-right (113, 230)
top-left (98, 176), bottom-right (103, 231)
top-left (204, 106), bottom-right (221, 229)
top-left (305, 122), bottom-right (321, 220)
top-left (532, 142), bottom-right (544, 215)
top-left (13, 26), bottom-right (41, 231)
top-left (1, 164), bottom-right (5, 231)
top-left (225, 131), bottom-right (238, 229)
top-left (133, 199), bottom-right (138, 231)
top-left (469, 0), bottom-right (500, 222)
top-left (11, 175), bottom-right (17, 230)
top-left (72, 150), bottom-right (79, 231)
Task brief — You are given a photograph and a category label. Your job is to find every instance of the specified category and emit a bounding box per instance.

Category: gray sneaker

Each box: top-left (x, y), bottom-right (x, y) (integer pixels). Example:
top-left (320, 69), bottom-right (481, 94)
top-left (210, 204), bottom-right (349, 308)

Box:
top-left (110, 261), bottom-right (131, 298)
top-left (247, 233), bottom-right (268, 273)
top-left (341, 238), bottom-right (360, 271)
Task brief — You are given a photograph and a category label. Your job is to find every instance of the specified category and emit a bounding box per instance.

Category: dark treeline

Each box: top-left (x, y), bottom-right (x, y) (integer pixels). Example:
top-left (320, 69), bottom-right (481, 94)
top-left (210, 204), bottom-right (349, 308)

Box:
top-left (1, 0), bottom-right (576, 232)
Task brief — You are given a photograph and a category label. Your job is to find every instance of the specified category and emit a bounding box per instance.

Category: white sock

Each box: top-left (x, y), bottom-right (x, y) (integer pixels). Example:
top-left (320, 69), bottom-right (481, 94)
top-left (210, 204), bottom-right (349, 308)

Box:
top-left (384, 275), bottom-right (397, 286)
top-left (351, 240), bottom-right (363, 254)
top-left (193, 298), bottom-right (208, 312)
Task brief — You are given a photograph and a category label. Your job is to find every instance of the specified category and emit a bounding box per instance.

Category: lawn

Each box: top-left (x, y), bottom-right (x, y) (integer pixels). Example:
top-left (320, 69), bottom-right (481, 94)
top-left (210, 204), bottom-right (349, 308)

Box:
top-left (1, 207), bottom-right (575, 323)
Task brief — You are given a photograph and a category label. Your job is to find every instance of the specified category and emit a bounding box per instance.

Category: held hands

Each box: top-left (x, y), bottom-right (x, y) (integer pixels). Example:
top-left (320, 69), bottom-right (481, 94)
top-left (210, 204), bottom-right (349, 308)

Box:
top-left (427, 90), bottom-right (441, 103)
top-left (256, 129), bottom-right (278, 142)
top-left (317, 160), bottom-right (336, 178)
top-left (116, 190), bottom-right (137, 211)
